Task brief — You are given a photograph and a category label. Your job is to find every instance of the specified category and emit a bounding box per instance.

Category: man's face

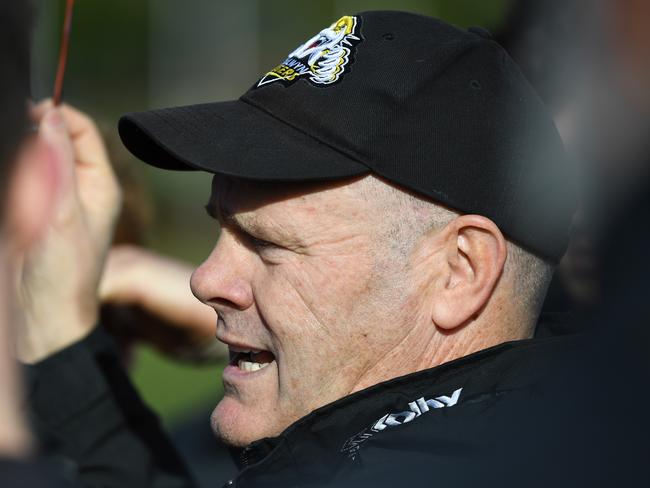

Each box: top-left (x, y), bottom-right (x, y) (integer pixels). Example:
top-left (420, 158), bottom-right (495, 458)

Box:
top-left (191, 175), bottom-right (424, 446)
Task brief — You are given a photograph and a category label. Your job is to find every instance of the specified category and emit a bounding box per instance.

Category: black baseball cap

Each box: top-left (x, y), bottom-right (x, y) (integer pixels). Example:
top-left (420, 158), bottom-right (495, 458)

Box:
top-left (119, 11), bottom-right (575, 262)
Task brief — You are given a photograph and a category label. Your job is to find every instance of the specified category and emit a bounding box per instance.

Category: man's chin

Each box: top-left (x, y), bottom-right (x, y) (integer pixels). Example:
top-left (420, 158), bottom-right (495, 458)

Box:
top-left (211, 396), bottom-right (273, 448)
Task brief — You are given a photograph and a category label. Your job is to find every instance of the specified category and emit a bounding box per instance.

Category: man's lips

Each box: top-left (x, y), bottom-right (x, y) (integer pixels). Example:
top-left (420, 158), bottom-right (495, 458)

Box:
top-left (229, 348), bottom-right (276, 372)
top-left (219, 337), bottom-right (277, 375)
top-left (223, 352), bottom-right (276, 380)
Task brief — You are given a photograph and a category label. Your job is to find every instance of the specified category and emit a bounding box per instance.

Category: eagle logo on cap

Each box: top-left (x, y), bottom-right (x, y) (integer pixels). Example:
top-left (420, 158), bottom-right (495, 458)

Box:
top-left (256, 15), bottom-right (362, 88)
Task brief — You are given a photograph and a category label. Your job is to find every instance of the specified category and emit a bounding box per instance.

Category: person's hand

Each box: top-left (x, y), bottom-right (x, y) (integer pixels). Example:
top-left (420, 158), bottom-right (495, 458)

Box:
top-left (100, 245), bottom-right (221, 360)
top-left (15, 102), bottom-right (122, 364)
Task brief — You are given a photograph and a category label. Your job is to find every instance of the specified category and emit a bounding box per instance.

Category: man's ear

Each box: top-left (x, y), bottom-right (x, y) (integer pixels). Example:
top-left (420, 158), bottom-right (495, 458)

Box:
top-left (3, 136), bottom-right (62, 252)
top-left (430, 215), bottom-right (507, 331)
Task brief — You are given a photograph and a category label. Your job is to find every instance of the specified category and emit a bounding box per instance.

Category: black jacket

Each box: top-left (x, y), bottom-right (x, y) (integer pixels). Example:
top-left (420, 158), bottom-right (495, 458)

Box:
top-left (0, 458), bottom-right (70, 488)
top-left (26, 328), bottom-right (587, 487)
top-left (25, 328), bottom-right (197, 488)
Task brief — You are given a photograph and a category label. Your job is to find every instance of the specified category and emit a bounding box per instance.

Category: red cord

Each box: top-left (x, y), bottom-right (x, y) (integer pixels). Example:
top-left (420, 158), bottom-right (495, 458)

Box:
top-left (53, 0), bottom-right (75, 105)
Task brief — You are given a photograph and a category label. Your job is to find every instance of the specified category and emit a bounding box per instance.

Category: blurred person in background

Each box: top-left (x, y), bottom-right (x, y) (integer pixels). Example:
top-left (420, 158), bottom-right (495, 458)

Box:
top-left (0, 95), bottom-right (198, 487)
top-left (0, 0), bottom-right (199, 485)
top-left (498, 0), bottom-right (650, 336)
top-left (0, 1), bottom-right (53, 484)
top-left (15, 93), bottom-right (199, 485)
top-left (0, 3), bottom-right (150, 486)
top-left (497, 0), bottom-right (601, 329)
top-left (98, 133), bottom-right (221, 363)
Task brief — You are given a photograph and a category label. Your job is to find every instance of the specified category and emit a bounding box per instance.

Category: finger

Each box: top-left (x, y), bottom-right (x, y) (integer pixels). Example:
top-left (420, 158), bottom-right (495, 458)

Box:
top-left (99, 245), bottom-right (141, 302)
top-left (29, 99), bottom-right (54, 124)
top-left (58, 103), bottom-right (96, 138)
top-left (99, 249), bottom-right (126, 302)
top-left (58, 104), bottom-right (111, 171)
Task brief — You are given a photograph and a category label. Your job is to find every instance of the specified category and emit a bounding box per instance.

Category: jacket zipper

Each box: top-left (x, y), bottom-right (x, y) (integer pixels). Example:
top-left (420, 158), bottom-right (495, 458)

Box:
top-left (240, 446), bottom-right (252, 468)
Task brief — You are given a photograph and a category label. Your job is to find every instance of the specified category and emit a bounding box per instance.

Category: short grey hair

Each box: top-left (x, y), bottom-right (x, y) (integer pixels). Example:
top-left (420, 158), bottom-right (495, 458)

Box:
top-left (358, 175), bottom-right (554, 323)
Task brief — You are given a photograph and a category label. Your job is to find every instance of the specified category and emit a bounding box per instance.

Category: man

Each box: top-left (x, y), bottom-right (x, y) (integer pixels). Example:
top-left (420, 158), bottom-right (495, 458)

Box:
top-left (114, 11), bottom-right (576, 485)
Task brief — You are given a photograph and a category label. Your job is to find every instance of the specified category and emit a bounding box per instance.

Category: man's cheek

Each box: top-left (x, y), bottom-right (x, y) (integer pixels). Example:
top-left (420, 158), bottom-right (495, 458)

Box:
top-left (312, 254), bottom-right (373, 290)
top-left (276, 346), bottom-right (351, 415)
top-left (282, 256), bottom-right (374, 314)
top-left (255, 270), bottom-right (321, 328)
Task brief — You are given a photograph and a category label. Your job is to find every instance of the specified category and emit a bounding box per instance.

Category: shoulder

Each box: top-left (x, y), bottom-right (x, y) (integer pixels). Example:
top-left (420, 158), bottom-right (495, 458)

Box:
top-left (328, 336), bottom-right (586, 486)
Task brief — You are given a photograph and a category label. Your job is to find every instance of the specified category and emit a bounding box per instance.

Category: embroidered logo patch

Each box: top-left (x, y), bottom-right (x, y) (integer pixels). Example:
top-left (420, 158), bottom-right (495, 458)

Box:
top-left (256, 15), bottom-right (362, 88)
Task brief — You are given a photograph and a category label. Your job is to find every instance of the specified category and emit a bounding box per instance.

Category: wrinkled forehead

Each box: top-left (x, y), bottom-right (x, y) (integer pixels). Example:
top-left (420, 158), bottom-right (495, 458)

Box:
top-left (208, 174), bottom-right (368, 218)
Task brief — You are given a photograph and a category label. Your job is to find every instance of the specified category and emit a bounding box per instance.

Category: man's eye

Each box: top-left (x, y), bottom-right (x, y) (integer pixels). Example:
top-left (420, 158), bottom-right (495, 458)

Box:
top-left (244, 232), bottom-right (275, 250)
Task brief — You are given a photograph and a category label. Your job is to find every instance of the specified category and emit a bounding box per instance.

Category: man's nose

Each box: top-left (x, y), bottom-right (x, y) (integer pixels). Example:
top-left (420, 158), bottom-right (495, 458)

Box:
top-left (190, 233), bottom-right (254, 312)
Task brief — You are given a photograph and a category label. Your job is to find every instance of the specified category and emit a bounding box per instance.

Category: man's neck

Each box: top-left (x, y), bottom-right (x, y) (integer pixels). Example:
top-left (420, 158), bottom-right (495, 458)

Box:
top-left (350, 311), bottom-right (532, 394)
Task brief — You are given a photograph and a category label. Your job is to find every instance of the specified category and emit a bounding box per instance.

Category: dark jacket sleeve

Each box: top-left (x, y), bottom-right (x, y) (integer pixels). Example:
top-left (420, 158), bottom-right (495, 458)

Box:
top-left (24, 327), bottom-right (197, 488)
top-left (0, 458), bottom-right (72, 487)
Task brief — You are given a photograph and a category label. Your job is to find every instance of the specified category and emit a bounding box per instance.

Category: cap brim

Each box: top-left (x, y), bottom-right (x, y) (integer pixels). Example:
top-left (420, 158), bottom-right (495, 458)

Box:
top-left (118, 99), bottom-right (368, 181)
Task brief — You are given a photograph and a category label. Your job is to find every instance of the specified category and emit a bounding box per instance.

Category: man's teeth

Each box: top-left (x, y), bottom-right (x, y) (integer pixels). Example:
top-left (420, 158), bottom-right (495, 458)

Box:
top-left (238, 359), bottom-right (271, 372)
top-left (231, 347), bottom-right (261, 354)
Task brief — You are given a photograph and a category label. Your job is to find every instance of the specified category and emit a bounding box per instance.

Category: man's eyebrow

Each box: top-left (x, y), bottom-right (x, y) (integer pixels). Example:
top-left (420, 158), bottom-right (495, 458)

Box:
top-left (205, 199), bottom-right (304, 248)
top-left (204, 201), bottom-right (249, 233)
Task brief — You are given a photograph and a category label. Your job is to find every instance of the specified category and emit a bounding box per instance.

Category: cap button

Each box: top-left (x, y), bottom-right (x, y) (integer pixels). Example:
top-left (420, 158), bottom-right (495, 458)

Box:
top-left (468, 26), bottom-right (493, 40)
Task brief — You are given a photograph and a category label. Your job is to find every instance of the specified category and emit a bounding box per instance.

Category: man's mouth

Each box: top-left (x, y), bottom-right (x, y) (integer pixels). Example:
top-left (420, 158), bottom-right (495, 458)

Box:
top-left (229, 347), bottom-right (276, 373)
